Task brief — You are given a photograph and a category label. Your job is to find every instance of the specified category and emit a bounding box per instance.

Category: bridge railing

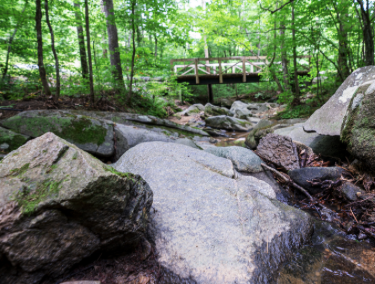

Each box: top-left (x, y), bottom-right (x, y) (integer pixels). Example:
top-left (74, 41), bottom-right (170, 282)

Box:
top-left (170, 56), bottom-right (269, 84)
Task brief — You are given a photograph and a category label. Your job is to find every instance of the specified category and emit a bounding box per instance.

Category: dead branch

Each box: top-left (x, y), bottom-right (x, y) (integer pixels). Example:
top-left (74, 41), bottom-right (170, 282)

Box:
top-left (259, 0), bottom-right (294, 14)
top-left (261, 163), bottom-right (313, 200)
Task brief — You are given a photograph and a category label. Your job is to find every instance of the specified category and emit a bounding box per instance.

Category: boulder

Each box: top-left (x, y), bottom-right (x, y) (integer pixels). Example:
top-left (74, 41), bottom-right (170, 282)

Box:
top-left (114, 124), bottom-right (200, 160)
top-left (0, 133), bottom-right (152, 284)
top-left (0, 110), bottom-right (114, 157)
top-left (0, 126), bottom-right (29, 153)
top-left (249, 171), bottom-right (290, 202)
top-left (341, 81), bottom-right (375, 170)
top-left (230, 101), bottom-right (253, 120)
top-left (204, 103), bottom-right (229, 117)
top-left (304, 66), bottom-right (375, 135)
top-left (257, 133), bottom-right (300, 171)
top-left (180, 104), bottom-right (205, 116)
top-left (204, 146), bottom-right (263, 173)
top-left (289, 167), bottom-right (346, 195)
top-left (114, 142), bottom-right (312, 284)
top-left (205, 115), bottom-right (253, 132)
top-left (245, 119), bottom-right (274, 149)
top-left (274, 125), bottom-right (347, 158)
top-left (217, 97), bottom-right (234, 108)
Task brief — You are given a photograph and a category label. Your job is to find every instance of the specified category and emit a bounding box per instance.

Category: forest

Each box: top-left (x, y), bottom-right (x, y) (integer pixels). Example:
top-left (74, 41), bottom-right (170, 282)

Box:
top-left (0, 0), bottom-right (374, 118)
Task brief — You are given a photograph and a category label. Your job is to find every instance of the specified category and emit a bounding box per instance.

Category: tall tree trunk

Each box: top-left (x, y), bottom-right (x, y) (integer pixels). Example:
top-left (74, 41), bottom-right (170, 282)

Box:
top-left (154, 34), bottom-right (157, 58)
top-left (84, 0), bottom-right (95, 104)
top-left (2, 0), bottom-right (28, 80)
top-left (102, 0), bottom-right (125, 90)
top-left (292, 4), bottom-right (300, 102)
top-left (280, 24), bottom-right (290, 92)
top-left (128, 0), bottom-right (136, 105)
top-left (45, 0), bottom-right (60, 100)
top-left (357, 0), bottom-right (375, 66)
top-left (202, 0), bottom-right (213, 103)
top-left (74, 1), bottom-right (89, 80)
top-left (35, 0), bottom-right (51, 97)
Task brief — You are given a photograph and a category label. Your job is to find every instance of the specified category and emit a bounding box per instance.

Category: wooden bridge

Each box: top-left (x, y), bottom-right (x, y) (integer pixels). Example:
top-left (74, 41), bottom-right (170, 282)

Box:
top-left (170, 56), bottom-right (310, 85)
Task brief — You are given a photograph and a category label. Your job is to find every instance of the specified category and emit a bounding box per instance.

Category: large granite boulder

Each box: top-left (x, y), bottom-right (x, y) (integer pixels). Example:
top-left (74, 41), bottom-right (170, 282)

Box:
top-left (114, 142), bottom-right (312, 284)
top-left (0, 110), bottom-right (114, 157)
top-left (204, 146), bottom-right (263, 173)
top-left (205, 115), bottom-right (253, 132)
top-left (204, 103), bottom-right (229, 117)
top-left (0, 126), bottom-right (29, 153)
top-left (341, 81), bottom-right (375, 170)
top-left (245, 119), bottom-right (274, 149)
top-left (114, 124), bottom-right (200, 160)
top-left (217, 97), bottom-right (234, 108)
top-left (0, 133), bottom-right (152, 284)
top-left (304, 66), bottom-right (375, 135)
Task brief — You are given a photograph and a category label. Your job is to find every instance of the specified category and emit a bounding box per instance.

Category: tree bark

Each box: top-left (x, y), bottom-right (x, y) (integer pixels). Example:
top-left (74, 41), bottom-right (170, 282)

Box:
top-left (74, 1), bottom-right (89, 80)
top-left (292, 4), bottom-right (300, 102)
top-left (45, 0), bottom-right (60, 100)
top-left (280, 24), bottom-right (290, 92)
top-left (128, 0), bottom-right (136, 105)
top-left (102, 0), bottom-right (125, 90)
top-left (84, 0), bottom-right (95, 104)
top-left (35, 0), bottom-right (51, 97)
top-left (356, 0), bottom-right (375, 66)
top-left (2, 0), bottom-right (28, 80)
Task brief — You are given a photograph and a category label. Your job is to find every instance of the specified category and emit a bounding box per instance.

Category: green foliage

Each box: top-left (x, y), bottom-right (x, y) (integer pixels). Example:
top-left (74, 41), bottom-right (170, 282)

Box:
top-left (277, 105), bottom-right (317, 119)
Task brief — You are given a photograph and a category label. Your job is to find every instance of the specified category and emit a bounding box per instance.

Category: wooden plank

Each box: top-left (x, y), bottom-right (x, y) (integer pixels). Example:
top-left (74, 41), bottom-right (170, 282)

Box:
top-left (181, 67), bottom-right (194, 76)
top-left (218, 59), bottom-right (223, 84)
top-left (194, 59), bottom-right (199, 84)
top-left (170, 56), bottom-right (268, 63)
top-left (242, 58), bottom-right (246, 83)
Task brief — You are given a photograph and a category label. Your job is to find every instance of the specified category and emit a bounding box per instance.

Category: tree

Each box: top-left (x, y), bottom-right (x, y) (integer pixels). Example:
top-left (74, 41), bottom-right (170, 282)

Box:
top-left (45, 0), bottom-right (60, 100)
top-left (84, 0), bottom-right (94, 103)
top-left (128, 0), bottom-right (136, 105)
top-left (35, 0), bottom-right (52, 97)
top-left (102, 0), bottom-right (125, 90)
top-left (74, 1), bottom-right (89, 80)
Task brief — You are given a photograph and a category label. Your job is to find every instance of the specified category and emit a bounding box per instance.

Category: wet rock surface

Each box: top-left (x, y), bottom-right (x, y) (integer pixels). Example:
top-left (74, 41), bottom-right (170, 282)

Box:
top-left (114, 142), bottom-right (312, 284)
top-left (257, 133), bottom-right (300, 171)
top-left (0, 133), bottom-right (152, 284)
top-left (289, 167), bottom-right (346, 195)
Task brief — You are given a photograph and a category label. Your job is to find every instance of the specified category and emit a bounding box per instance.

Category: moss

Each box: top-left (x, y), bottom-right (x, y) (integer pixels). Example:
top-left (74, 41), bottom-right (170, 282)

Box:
top-left (2, 115), bottom-right (108, 146)
top-left (0, 127), bottom-right (29, 153)
top-left (72, 151), bottom-right (78, 160)
top-left (103, 165), bottom-right (135, 181)
top-left (9, 163), bottom-right (30, 176)
top-left (12, 179), bottom-right (63, 215)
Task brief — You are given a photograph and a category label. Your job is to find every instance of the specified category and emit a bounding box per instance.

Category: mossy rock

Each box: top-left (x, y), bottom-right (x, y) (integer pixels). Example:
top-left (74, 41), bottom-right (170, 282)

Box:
top-left (245, 120), bottom-right (275, 149)
top-left (0, 110), bottom-right (114, 157)
top-left (204, 103), bottom-right (229, 117)
top-left (341, 82), bottom-right (375, 171)
top-left (0, 126), bottom-right (29, 153)
top-left (0, 132), bottom-right (152, 283)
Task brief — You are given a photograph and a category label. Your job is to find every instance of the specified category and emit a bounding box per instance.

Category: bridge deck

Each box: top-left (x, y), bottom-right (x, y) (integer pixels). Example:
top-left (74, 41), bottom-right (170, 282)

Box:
top-left (171, 56), bottom-right (310, 85)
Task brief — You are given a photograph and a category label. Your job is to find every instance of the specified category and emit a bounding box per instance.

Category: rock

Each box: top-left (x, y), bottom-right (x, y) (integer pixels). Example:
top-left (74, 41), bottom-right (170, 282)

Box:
top-left (358, 232), bottom-right (367, 240)
top-left (0, 110), bottom-right (114, 157)
top-left (203, 128), bottom-right (229, 137)
top-left (204, 146), bottom-right (263, 173)
top-left (257, 133), bottom-right (300, 171)
top-left (180, 104), bottom-right (205, 116)
top-left (0, 154), bottom-right (5, 161)
top-left (0, 126), bottom-right (29, 153)
top-left (230, 101), bottom-right (253, 120)
top-left (245, 119), bottom-right (274, 149)
top-left (114, 124), bottom-right (201, 160)
top-left (0, 133), bottom-right (152, 284)
top-left (217, 97), bottom-right (234, 108)
top-left (341, 80), bottom-right (375, 170)
top-left (340, 182), bottom-right (365, 202)
top-left (204, 103), bottom-right (229, 117)
top-left (114, 142), bottom-right (312, 284)
top-left (205, 115), bottom-right (253, 132)
top-left (304, 66), bottom-right (375, 135)
top-left (274, 125), bottom-right (348, 158)
top-left (289, 167), bottom-right (346, 195)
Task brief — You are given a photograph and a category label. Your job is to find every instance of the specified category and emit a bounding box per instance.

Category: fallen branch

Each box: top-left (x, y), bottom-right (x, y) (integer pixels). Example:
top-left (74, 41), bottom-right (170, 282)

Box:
top-left (261, 163), bottom-right (313, 200)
